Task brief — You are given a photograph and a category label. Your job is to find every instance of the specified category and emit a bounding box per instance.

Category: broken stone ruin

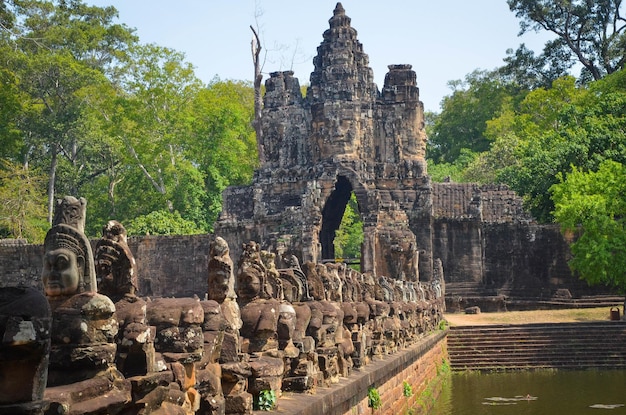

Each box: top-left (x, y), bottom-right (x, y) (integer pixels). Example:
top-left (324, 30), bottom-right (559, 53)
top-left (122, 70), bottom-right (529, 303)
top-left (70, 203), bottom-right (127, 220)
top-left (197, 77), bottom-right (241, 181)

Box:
top-left (0, 194), bottom-right (444, 415)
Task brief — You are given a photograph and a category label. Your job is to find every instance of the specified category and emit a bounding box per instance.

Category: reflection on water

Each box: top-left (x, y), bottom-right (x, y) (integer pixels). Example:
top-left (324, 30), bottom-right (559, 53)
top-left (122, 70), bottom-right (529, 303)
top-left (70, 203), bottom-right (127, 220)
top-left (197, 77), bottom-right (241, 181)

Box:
top-left (430, 370), bottom-right (626, 415)
top-left (483, 395), bottom-right (538, 405)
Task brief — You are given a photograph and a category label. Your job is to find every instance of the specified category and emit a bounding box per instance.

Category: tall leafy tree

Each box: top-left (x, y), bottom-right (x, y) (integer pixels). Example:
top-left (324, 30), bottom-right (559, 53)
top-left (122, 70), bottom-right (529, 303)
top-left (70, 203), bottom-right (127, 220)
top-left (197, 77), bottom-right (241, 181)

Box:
top-left (0, 68), bottom-right (24, 160)
top-left (334, 193), bottom-right (363, 261)
top-left (0, 160), bottom-right (48, 242)
top-left (91, 43), bottom-right (209, 234)
top-left (507, 0), bottom-right (626, 81)
top-left (498, 43), bottom-right (572, 89)
top-left (428, 70), bottom-right (520, 164)
top-left (0, 0), bottom-right (137, 223)
top-left (189, 79), bottom-right (257, 229)
top-left (485, 72), bottom-right (626, 221)
top-left (551, 160), bottom-right (626, 304)
top-left (0, 0), bottom-right (262, 238)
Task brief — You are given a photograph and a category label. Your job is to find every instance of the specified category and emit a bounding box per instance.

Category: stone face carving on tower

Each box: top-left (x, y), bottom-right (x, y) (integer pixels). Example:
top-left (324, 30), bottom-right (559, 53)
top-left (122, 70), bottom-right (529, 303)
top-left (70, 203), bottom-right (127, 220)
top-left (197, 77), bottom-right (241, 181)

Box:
top-left (308, 2), bottom-right (378, 163)
top-left (215, 2), bottom-right (434, 282)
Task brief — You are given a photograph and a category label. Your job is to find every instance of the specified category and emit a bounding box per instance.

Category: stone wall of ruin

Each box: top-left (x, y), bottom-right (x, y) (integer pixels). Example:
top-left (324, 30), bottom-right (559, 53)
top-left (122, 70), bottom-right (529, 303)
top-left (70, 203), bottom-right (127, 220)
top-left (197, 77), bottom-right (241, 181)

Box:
top-left (0, 235), bottom-right (210, 299)
top-left (0, 223), bottom-right (611, 303)
top-left (431, 183), bottom-right (613, 300)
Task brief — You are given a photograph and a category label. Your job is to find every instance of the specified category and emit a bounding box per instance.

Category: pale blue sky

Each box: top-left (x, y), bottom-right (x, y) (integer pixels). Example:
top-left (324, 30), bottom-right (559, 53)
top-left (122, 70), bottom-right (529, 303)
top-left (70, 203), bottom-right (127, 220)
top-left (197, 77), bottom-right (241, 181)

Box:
top-left (88, 1), bottom-right (553, 112)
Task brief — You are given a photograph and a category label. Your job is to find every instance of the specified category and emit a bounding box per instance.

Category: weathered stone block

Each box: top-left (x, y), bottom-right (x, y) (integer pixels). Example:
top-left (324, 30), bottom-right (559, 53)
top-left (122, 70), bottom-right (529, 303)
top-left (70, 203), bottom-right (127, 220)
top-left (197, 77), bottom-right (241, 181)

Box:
top-left (249, 356), bottom-right (283, 378)
top-left (224, 391), bottom-right (252, 415)
top-left (248, 375), bottom-right (282, 396)
top-left (154, 326), bottom-right (203, 354)
top-left (220, 362), bottom-right (252, 384)
top-left (219, 331), bottom-right (239, 363)
top-left (136, 384), bottom-right (186, 414)
top-left (199, 394), bottom-right (225, 415)
top-left (282, 375), bottom-right (314, 392)
top-left (147, 298), bottom-right (204, 328)
top-left (128, 370), bottom-right (174, 401)
top-left (292, 360), bottom-right (315, 376)
top-left (201, 300), bottom-right (226, 332)
top-left (196, 363), bottom-right (222, 396)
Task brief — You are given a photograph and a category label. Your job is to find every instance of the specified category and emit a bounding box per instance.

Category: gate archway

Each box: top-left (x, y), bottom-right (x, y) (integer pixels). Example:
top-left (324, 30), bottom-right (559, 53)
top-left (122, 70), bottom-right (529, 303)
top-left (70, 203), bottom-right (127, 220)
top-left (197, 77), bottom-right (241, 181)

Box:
top-left (319, 176), bottom-right (354, 261)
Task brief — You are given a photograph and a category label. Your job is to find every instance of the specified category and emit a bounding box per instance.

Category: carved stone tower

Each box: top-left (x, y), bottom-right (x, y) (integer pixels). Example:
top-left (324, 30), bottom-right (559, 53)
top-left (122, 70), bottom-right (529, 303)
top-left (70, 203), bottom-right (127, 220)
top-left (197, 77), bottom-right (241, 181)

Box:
top-left (215, 3), bottom-right (434, 281)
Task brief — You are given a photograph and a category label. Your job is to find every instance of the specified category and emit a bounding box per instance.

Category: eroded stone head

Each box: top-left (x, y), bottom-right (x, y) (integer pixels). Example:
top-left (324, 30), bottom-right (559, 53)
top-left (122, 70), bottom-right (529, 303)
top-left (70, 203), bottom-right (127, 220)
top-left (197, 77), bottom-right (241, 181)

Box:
top-left (95, 220), bottom-right (137, 302)
top-left (208, 236), bottom-right (236, 303)
top-left (42, 224), bottom-right (96, 300)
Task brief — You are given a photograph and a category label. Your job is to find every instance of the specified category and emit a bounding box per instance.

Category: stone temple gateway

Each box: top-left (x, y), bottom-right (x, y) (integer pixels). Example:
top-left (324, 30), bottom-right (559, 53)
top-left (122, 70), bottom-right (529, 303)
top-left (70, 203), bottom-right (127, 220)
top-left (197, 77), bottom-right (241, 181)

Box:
top-left (217, 3), bottom-right (607, 307)
top-left (217, 3), bottom-right (434, 282)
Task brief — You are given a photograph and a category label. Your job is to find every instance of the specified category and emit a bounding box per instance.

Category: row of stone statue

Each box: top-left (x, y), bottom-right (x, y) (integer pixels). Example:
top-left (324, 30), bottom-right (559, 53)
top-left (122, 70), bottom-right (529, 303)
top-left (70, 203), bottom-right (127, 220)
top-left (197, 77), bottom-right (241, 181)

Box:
top-left (0, 196), bottom-right (444, 415)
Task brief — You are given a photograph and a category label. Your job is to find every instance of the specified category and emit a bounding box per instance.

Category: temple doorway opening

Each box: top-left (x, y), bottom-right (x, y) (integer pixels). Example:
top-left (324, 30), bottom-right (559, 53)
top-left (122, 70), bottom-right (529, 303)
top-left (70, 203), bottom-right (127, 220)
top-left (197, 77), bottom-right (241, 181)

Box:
top-left (319, 176), bottom-right (363, 268)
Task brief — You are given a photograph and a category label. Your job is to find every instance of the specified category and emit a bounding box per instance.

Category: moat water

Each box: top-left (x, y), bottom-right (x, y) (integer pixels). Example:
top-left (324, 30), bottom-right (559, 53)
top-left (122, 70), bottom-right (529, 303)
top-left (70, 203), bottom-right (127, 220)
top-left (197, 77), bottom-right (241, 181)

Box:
top-left (430, 370), bottom-right (626, 415)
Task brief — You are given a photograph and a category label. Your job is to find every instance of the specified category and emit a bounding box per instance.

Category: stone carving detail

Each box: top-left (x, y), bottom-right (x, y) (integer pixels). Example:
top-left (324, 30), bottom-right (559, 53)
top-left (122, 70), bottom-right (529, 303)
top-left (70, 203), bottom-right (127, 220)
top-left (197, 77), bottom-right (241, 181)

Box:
top-left (201, 236), bottom-right (246, 414)
top-left (207, 236), bottom-right (237, 303)
top-left (42, 197), bottom-right (130, 413)
top-left (42, 196), bottom-right (97, 307)
top-left (95, 220), bottom-right (156, 384)
top-left (33, 201), bottom-right (443, 415)
top-left (0, 287), bottom-right (51, 414)
top-left (95, 220), bottom-right (138, 303)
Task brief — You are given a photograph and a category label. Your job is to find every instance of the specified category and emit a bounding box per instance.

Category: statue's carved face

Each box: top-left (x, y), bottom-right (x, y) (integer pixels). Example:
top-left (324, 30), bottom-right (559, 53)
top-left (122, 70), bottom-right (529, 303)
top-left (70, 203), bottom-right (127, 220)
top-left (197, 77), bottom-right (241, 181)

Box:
top-left (42, 248), bottom-right (83, 297)
top-left (278, 304), bottom-right (296, 341)
top-left (208, 264), bottom-right (231, 302)
top-left (54, 196), bottom-right (86, 231)
top-left (237, 272), bottom-right (261, 301)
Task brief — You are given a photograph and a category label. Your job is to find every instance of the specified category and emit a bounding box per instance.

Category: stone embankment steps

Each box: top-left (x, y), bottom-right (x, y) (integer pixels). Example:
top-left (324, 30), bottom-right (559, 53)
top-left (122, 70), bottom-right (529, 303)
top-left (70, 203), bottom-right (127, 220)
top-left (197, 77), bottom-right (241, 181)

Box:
top-left (447, 322), bottom-right (626, 371)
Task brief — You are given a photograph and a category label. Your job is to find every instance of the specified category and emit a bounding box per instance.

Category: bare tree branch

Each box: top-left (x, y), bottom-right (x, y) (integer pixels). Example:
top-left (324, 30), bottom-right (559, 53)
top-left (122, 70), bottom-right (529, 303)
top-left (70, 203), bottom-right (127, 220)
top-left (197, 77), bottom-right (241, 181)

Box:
top-left (250, 24), bottom-right (265, 164)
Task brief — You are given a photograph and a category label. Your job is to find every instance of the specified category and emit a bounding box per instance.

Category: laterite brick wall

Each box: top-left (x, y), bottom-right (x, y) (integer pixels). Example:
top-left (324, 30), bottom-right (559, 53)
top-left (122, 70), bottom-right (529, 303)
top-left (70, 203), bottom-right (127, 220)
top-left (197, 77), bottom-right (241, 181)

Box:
top-left (342, 332), bottom-right (448, 415)
top-left (275, 331), bottom-right (448, 415)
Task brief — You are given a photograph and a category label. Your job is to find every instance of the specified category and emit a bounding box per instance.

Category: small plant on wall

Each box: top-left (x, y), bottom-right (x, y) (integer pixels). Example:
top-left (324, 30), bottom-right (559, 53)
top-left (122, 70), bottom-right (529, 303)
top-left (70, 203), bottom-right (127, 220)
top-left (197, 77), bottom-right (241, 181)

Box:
top-left (254, 389), bottom-right (277, 411)
top-left (368, 386), bottom-right (382, 411)
top-left (403, 380), bottom-right (413, 397)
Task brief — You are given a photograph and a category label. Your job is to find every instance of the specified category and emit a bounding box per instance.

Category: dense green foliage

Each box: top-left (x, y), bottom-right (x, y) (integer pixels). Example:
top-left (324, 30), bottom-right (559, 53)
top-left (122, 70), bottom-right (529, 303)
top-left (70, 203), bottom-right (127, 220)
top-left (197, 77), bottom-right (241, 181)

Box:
top-left (507, 0), bottom-right (626, 81)
top-left (0, 0), bottom-right (257, 241)
top-left (425, 0), bottom-right (626, 295)
top-left (125, 210), bottom-right (204, 236)
top-left (367, 386), bottom-right (382, 410)
top-left (333, 193), bottom-right (363, 261)
top-left (254, 389), bottom-right (277, 411)
top-left (489, 73), bottom-right (626, 221)
top-left (0, 160), bottom-right (48, 241)
top-left (551, 160), bottom-right (626, 293)
top-left (428, 70), bottom-right (522, 164)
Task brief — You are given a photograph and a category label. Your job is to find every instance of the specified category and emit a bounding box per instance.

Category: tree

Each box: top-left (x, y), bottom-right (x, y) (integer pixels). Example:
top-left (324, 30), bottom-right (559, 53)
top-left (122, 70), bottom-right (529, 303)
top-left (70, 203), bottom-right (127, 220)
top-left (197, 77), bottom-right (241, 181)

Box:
top-left (0, 0), bottom-right (137, 223)
top-left (508, 0), bottom-right (626, 81)
top-left (0, 68), bottom-right (24, 161)
top-left (250, 25), bottom-right (265, 164)
top-left (189, 79), bottom-right (257, 229)
top-left (0, 160), bottom-right (48, 242)
top-left (428, 70), bottom-right (520, 164)
top-left (551, 160), bottom-right (626, 305)
top-left (124, 210), bottom-right (203, 236)
top-left (333, 193), bottom-right (363, 262)
top-left (498, 43), bottom-right (572, 89)
top-left (94, 43), bottom-right (210, 230)
top-left (484, 73), bottom-right (626, 221)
